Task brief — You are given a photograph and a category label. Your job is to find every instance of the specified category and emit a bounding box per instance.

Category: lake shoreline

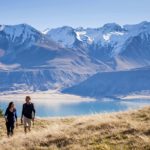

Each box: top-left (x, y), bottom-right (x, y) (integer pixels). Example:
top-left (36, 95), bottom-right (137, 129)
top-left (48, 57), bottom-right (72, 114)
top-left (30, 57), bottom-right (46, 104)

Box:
top-left (1, 91), bottom-right (150, 117)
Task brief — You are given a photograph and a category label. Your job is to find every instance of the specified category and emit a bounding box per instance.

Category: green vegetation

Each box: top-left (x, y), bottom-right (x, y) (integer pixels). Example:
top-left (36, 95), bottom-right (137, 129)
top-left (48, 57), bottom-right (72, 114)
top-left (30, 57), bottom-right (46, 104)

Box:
top-left (0, 107), bottom-right (3, 117)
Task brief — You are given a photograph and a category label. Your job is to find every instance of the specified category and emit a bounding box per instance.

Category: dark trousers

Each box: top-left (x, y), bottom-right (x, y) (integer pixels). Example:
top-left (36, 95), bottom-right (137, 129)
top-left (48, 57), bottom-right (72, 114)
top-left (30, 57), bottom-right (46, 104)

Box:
top-left (6, 121), bottom-right (15, 136)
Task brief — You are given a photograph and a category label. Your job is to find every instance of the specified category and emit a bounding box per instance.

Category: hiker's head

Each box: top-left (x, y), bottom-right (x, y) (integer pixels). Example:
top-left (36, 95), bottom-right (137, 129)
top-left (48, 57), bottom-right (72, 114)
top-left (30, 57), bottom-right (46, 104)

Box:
top-left (7, 101), bottom-right (14, 110)
top-left (25, 96), bottom-right (31, 103)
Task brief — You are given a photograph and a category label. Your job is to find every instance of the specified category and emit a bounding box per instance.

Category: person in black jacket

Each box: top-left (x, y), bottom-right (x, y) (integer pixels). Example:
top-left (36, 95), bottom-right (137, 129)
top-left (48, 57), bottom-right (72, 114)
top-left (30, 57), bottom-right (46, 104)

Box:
top-left (21, 96), bottom-right (35, 133)
top-left (4, 102), bottom-right (17, 137)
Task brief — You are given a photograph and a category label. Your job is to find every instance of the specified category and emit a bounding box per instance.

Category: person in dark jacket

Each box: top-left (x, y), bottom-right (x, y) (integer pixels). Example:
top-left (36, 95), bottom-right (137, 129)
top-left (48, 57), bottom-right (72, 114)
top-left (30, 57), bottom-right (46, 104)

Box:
top-left (21, 96), bottom-right (35, 133)
top-left (4, 102), bottom-right (17, 137)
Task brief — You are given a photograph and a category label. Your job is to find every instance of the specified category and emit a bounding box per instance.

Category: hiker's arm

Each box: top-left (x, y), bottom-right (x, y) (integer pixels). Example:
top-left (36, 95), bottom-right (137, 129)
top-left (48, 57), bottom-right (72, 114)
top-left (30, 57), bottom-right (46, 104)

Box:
top-left (4, 109), bottom-right (8, 122)
top-left (21, 105), bottom-right (24, 122)
top-left (32, 103), bottom-right (35, 119)
top-left (15, 110), bottom-right (18, 122)
top-left (15, 110), bottom-right (18, 127)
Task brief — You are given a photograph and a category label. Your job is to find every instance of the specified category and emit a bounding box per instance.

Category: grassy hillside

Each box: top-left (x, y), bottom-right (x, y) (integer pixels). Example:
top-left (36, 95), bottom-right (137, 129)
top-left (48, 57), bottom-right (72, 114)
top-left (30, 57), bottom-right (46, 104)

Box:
top-left (0, 107), bottom-right (150, 150)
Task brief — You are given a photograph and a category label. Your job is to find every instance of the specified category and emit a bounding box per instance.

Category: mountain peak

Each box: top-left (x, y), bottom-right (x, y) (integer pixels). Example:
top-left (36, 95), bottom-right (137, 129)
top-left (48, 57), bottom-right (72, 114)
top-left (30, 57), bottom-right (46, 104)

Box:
top-left (0, 23), bottom-right (41, 44)
top-left (102, 23), bottom-right (122, 32)
top-left (17, 23), bottom-right (31, 27)
top-left (139, 21), bottom-right (150, 25)
top-left (45, 26), bottom-right (76, 47)
top-left (124, 21), bottom-right (150, 32)
top-left (75, 27), bottom-right (85, 31)
top-left (61, 26), bottom-right (73, 30)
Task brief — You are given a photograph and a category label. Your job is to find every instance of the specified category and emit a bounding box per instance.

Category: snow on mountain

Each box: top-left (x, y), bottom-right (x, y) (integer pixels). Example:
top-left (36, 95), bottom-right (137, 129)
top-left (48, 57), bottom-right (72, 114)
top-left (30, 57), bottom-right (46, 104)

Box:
top-left (109, 21), bottom-right (150, 56)
top-left (102, 31), bottom-right (124, 41)
top-left (0, 23), bottom-right (62, 66)
top-left (0, 62), bottom-right (20, 71)
top-left (45, 22), bottom-right (150, 58)
top-left (45, 23), bottom-right (125, 47)
top-left (75, 31), bottom-right (93, 43)
top-left (74, 27), bottom-right (94, 44)
top-left (0, 24), bottom-right (41, 44)
top-left (0, 23), bottom-right (112, 92)
top-left (0, 21), bottom-right (150, 93)
top-left (45, 26), bottom-right (78, 48)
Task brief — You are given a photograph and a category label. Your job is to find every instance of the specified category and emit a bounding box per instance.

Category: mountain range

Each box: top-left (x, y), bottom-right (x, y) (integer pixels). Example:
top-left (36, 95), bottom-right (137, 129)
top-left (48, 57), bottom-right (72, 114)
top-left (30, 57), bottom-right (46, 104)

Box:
top-left (0, 21), bottom-right (150, 97)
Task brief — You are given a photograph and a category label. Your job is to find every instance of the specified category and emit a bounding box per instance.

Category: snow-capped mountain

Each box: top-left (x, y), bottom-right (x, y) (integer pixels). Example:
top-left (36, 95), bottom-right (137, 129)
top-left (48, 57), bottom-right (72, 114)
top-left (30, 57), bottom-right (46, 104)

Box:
top-left (45, 21), bottom-right (150, 69)
top-left (45, 21), bottom-right (150, 49)
top-left (0, 24), bottom-right (111, 91)
top-left (0, 24), bottom-right (42, 46)
top-left (44, 26), bottom-right (78, 48)
top-left (0, 21), bottom-right (150, 94)
top-left (45, 23), bottom-right (125, 46)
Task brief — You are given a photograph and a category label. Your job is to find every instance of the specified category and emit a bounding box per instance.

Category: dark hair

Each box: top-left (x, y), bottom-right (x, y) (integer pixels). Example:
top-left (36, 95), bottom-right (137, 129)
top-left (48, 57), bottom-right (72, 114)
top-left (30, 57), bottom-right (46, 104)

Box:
top-left (7, 101), bottom-right (14, 110)
top-left (26, 96), bottom-right (31, 100)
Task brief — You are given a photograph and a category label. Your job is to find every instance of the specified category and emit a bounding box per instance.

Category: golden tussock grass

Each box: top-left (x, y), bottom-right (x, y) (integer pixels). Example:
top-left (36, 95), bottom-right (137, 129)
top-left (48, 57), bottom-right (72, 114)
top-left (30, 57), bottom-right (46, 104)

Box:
top-left (0, 107), bottom-right (150, 150)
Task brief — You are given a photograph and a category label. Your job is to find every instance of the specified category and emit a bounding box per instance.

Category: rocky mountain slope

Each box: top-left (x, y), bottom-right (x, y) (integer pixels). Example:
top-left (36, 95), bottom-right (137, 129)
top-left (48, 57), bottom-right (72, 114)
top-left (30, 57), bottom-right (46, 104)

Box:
top-left (0, 21), bottom-right (150, 95)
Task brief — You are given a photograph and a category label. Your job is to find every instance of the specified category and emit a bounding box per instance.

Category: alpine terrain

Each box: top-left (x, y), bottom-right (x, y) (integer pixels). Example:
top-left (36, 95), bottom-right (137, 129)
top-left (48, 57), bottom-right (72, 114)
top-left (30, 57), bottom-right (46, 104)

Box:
top-left (1, 21), bottom-right (150, 97)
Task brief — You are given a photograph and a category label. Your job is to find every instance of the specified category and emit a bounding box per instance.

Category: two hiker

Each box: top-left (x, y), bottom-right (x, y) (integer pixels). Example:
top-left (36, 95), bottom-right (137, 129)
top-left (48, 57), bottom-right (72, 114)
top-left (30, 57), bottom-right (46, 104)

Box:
top-left (4, 96), bottom-right (35, 137)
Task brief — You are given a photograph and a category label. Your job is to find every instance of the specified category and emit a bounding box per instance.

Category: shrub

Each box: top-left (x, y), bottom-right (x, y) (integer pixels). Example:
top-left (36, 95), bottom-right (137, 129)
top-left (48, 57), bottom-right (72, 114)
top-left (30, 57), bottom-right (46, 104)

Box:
top-left (0, 108), bottom-right (3, 117)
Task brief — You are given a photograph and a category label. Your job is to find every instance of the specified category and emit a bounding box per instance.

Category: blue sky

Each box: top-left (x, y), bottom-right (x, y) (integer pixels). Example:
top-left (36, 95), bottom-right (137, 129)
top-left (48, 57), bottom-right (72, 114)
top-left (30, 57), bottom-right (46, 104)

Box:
top-left (0, 0), bottom-right (150, 31)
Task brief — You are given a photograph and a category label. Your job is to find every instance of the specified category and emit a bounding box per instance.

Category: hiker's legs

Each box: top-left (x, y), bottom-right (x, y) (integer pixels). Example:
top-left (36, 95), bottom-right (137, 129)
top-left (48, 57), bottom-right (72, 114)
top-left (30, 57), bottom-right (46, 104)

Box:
top-left (23, 117), bottom-right (32, 133)
top-left (23, 117), bottom-right (27, 133)
top-left (10, 122), bottom-right (15, 136)
top-left (28, 119), bottom-right (31, 131)
top-left (6, 122), bottom-right (11, 137)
